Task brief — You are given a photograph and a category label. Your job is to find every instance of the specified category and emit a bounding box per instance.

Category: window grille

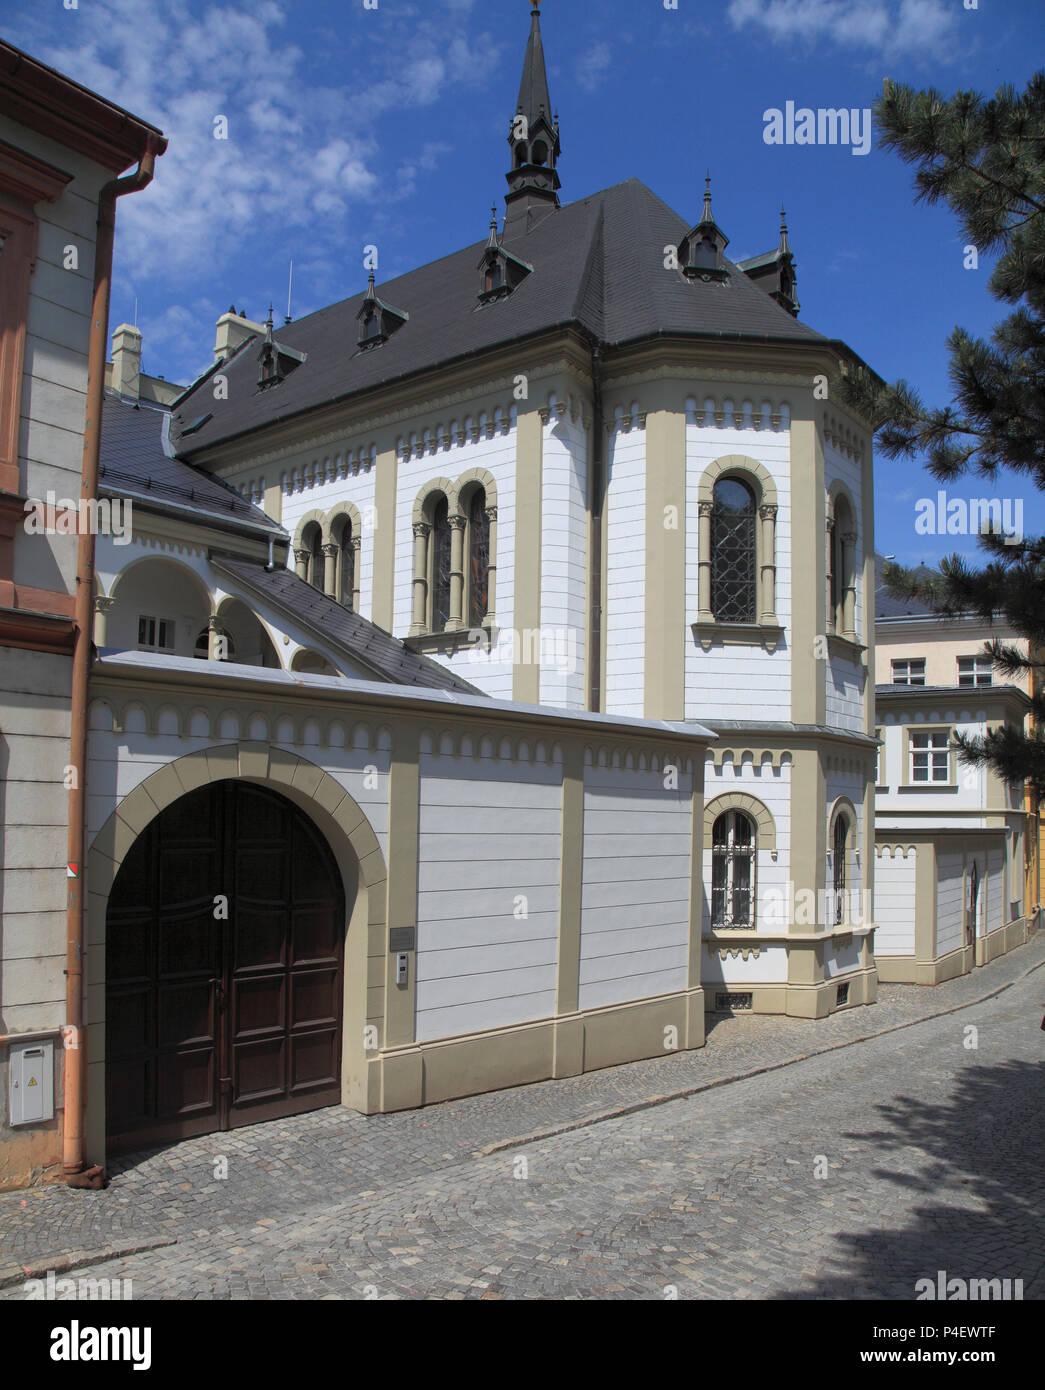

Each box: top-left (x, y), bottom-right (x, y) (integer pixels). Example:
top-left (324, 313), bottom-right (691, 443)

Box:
top-left (711, 810), bottom-right (755, 928)
top-left (710, 478), bottom-right (757, 622)
top-left (431, 497), bottom-right (451, 633)
top-left (468, 490), bottom-right (490, 628)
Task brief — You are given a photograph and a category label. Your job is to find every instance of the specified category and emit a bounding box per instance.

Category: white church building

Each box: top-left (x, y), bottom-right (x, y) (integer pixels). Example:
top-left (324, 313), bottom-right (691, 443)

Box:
top-left (3, 7), bottom-right (882, 1177)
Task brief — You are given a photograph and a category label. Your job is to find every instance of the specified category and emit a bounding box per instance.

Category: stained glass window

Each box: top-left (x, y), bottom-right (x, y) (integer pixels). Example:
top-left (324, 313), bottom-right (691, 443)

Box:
top-left (711, 478), bottom-right (756, 622)
top-left (339, 520), bottom-right (354, 609)
top-left (468, 489), bottom-right (490, 628)
top-left (431, 496), bottom-right (451, 633)
top-left (304, 523), bottom-right (323, 591)
top-left (833, 816), bottom-right (848, 924)
top-left (711, 811), bottom-right (755, 928)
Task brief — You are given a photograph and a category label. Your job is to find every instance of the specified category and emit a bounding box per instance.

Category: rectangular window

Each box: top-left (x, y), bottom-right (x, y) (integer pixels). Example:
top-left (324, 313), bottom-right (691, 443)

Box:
top-left (875, 727), bottom-right (885, 785)
top-left (892, 658), bottom-right (926, 686)
top-left (957, 654), bottom-right (993, 686)
top-left (909, 729), bottom-right (950, 783)
top-left (137, 615), bottom-right (175, 651)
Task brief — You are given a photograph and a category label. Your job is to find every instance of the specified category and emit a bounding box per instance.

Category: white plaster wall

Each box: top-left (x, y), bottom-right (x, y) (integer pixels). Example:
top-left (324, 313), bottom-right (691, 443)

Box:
top-left (936, 849), bottom-right (966, 956)
top-left (702, 947), bottom-right (788, 986)
top-left (826, 765), bottom-right (869, 925)
top-left (539, 410), bottom-right (587, 709)
top-left (85, 716), bottom-right (391, 864)
top-left (578, 760), bottom-right (692, 1009)
top-left (873, 847), bottom-right (917, 956)
top-left (414, 749), bottom-right (562, 1041)
top-left (392, 416), bottom-right (516, 699)
top-left (603, 428), bottom-right (646, 717)
top-left (684, 407), bottom-right (792, 722)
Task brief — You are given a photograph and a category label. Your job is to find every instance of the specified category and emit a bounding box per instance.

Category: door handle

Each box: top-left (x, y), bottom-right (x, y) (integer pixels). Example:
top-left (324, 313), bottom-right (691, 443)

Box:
top-left (210, 977), bottom-right (225, 1008)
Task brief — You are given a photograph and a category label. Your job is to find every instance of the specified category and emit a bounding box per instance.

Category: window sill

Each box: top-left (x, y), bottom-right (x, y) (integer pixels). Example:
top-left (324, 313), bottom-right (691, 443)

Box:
top-left (405, 624), bottom-right (494, 656)
top-left (899, 782), bottom-right (958, 792)
top-left (692, 621), bottom-right (785, 653)
top-left (826, 632), bottom-right (866, 662)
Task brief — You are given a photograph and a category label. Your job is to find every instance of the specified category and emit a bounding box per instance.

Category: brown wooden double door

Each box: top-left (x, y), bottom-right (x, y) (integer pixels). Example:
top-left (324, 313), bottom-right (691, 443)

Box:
top-left (106, 780), bottom-right (345, 1152)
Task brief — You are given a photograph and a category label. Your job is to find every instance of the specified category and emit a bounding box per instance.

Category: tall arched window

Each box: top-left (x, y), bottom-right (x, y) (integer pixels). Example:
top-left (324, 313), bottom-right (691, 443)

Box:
top-left (711, 810), bottom-right (755, 928)
top-left (466, 488), bottom-right (490, 629)
top-left (711, 477), bottom-right (757, 622)
top-left (332, 516), bottom-right (355, 610)
top-left (833, 815), bottom-right (849, 925)
top-left (300, 521), bottom-right (323, 591)
top-left (829, 494), bottom-right (856, 636)
top-left (430, 496), bottom-right (451, 633)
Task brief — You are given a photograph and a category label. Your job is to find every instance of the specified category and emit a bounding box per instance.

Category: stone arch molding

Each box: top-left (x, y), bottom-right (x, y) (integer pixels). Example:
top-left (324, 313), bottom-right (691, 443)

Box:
top-left (87, 742), bottom-right (388, 909)
top-left (412, 466), bottom-right (499, 524)
top-left (704, 790), bottom-right (777, 855)
top-left (697, 453), bottom-right (778, 509)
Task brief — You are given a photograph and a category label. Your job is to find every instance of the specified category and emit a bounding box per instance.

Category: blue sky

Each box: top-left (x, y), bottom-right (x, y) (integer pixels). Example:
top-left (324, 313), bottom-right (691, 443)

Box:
top-left (4, 0), bottom-right (1044, 568)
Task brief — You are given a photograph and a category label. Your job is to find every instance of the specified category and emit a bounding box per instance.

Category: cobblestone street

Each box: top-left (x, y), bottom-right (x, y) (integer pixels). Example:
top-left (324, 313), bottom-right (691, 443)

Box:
top-left (2, 938), bottom-right (1043, 1300)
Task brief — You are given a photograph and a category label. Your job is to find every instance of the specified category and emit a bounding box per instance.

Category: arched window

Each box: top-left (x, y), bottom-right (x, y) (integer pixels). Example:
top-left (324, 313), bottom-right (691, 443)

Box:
top-left (466, 487), bottom-right (490, 629)
top-left (332, 516), bottom-right (356, 610)
top-left (711, 810), bottom-right (755, 928)
top-left (711, 477), bottom-right (757, 623)
top-left (832, 815), bottom-right (849, 925)
top-left (829, 494), bottom-right (856, 636)
top-left (430, 495), bottom-right (451, 633)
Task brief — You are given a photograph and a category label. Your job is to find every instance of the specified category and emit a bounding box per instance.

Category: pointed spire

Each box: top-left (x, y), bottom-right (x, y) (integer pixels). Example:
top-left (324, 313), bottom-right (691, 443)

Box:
top-left (487, 204), bottom-right (500, 248)
top-left (701, 171), bottom-right (713, 224)
top-left (516, 1), bottom-right (551, 122)
top-left (505, 1), bottom-right (561, 230)
top-left (264, 303), bottom-right (274, 341)
top-left (779, 205), bottom-right (791, 256)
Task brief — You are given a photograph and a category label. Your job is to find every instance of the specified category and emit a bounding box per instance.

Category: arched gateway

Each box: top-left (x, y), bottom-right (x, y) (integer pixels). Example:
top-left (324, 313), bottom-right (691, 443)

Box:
top-left (105, 780), bottom-right (346, 1152)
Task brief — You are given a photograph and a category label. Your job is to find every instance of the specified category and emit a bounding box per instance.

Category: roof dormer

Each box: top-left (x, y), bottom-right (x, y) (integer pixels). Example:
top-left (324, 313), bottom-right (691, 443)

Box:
top-left (256, 306), bottom-right (306, 389)
top-left (477, 207), bottom-right (533, 305)
top-left (678, 174), bottom-right (730, 283)
top-left (356, 270), bottom-right (408, 351)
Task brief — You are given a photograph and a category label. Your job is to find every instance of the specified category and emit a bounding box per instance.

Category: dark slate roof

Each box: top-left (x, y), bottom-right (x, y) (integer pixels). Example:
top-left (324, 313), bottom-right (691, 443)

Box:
top-left (171, 178), bottom-right (828, 456)
top-left (210, 554), bottom-right (482, 695)
top-left (100, 390), bottom-right (282, 535)
top-left (874, 562), bottom-right (938, 619)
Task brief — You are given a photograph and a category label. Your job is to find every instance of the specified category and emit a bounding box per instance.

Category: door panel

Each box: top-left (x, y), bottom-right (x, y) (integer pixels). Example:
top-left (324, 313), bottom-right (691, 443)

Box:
top-left (106, 780), bottom-right (345, 1152)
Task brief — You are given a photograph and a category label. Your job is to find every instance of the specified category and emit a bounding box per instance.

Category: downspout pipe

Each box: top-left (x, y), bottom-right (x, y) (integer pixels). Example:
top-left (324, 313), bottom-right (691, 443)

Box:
top-left (63, 135), bottom-right (164, 1182)
top-left (586, 337), bottom-right (605, 714)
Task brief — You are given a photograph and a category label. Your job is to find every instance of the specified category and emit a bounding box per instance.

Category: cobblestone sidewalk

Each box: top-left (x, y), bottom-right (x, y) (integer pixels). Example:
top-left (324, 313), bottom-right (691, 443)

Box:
top-left (1, 933), bottom-right (1042, 1297)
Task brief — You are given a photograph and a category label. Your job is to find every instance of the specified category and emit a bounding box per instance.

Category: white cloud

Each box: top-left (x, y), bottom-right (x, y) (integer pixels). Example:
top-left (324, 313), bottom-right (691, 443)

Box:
top-left (576, 40), bottom-right (612, 93)
top-left (727, 0), bottom-right (958, 61)
top-left (1, 0), bottom-right (504, 384)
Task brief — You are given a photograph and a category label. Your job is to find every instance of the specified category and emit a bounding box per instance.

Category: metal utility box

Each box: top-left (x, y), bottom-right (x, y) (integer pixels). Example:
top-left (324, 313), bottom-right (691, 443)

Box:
top-left (9, 1039), bottom-right (54, 1126)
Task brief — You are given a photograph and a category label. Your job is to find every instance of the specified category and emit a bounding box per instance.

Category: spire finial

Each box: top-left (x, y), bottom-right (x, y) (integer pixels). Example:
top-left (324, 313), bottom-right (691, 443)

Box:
top-left (779, 204), bottom-right (791, 255)
top-left (702, 171), bottom-right (713, 222)
top-left (487, 204), bottom-right (500, 247)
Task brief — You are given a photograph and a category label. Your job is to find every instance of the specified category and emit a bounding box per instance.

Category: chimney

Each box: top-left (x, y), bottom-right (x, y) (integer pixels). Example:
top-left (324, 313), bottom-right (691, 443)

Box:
top-left (214, 305), bottom-right (267, 363)
top-left (110, 322), bottom-right (142, 400)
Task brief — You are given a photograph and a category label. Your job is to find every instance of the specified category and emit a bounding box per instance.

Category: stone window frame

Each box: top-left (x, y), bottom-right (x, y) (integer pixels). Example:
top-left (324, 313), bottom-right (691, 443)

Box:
top-left (694, 454), bottom-right (782, 652)
top-left (825, 480), bottom-right (863, 656)
top-left (409, 469), bottom-right (498, 643)
top-left (891, 656), bottom-right (926, 686)
top-left (903, 724), bottom-right (956, 788)
top-left (827, 795), bottom-right (859, 927)
top-left (292, 503), bottom-right (363, 610)
top-left (703, 791), bottom-right (777, 933)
